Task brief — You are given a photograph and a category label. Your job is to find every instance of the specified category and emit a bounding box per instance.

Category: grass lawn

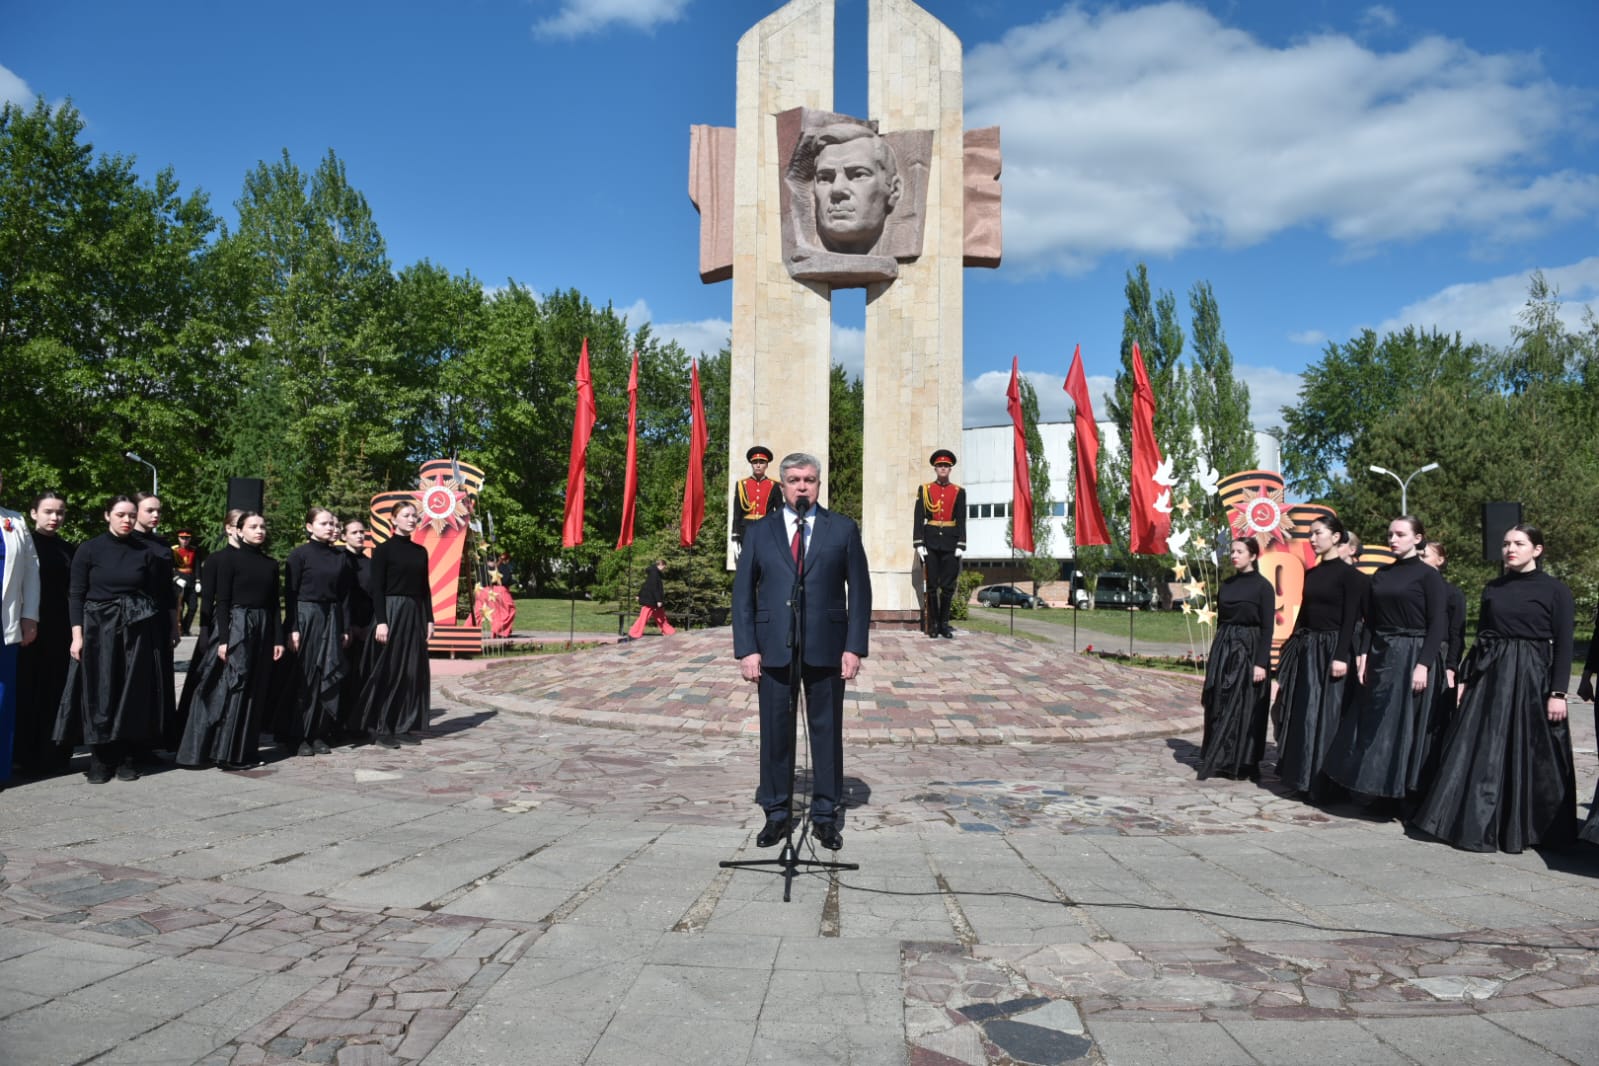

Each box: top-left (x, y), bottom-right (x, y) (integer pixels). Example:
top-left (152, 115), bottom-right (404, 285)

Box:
top-left (972, 603), bottom-right (1206, 644)
top-left (514, 597), bottom-right (631, 634)
top-left (953, 613), bottom-right (1053, 641)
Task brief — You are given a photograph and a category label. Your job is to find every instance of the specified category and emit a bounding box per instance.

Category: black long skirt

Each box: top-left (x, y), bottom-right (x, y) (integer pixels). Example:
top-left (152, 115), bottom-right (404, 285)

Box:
top-left (15, 620), bottom-right (74, 774)
top-left (280, 602), bottom-right (345, 742)
top-left (338, 626), bottom-right (371, 736)
top-left (1325, 630), bottom-right (1439, 798)
top-left (1198, 624), bottom-right (1269, 780)
top-left (1409, 634), bottom-right (1577, 853)
top-left (1272, 629), bottom-right (1349, 792)
top-left (176, 622), bottom-right (217, 726)
top-left (177, 606), bottom-right (275, 767)
top-left (54, 597), bottom-right (165, 746)
top-left (351, 597), bottom-right (430, 736)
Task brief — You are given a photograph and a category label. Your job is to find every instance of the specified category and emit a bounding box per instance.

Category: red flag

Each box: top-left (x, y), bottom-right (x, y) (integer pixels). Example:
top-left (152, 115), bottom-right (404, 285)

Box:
top-left (1006, 357), bottom-right (1035, 554)
top-left (680, 359), bottom-right (709, 546)
top-left (616, 350), bottom-right (639, 550)
top-left (561, 338), bottom-right (596, 549)
top-left (1129, 342), bottom-right (1171, 555)
top-left (1063, 344), bottom-right (1110, 546)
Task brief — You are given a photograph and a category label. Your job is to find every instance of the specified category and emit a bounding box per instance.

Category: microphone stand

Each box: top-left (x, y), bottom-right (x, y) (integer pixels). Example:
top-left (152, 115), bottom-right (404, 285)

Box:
top-left (721, 499), bottom-right (858, 901)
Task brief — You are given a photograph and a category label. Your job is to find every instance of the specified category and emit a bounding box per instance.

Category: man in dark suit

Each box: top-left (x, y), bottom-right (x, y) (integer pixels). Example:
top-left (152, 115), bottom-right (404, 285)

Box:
top-left (733, 451), bottom-right (871, 851)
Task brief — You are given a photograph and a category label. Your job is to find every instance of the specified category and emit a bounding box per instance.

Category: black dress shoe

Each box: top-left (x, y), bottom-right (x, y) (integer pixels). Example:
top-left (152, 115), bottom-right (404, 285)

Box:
top-left (756, 818), bottom-right (789, 848)
top-left (375, 734), bottom-right (402, 749)
top-left (86, 766), bottom-right (113, 785)
top-left (813, 823), bottom-right (843, 851)
top-left (297, 741), bottom-right (315, 757)
top-left (940, 627), bottom-right (955, 639)
top-left (115, 764), bottom-right (141, 782)
top-left (395, 733), bottom-right (421, 746)
top-left (311, 738), bottom-right (333, 755)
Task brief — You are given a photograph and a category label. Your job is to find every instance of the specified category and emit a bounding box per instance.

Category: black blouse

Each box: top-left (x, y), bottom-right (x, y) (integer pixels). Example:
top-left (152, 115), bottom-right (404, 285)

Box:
top-left (1365, 554), bottom-right (1446, 656)
top-left (369, 535), bottom-right (430, 625)
top-left (1478, 568), bottom-right (1574, 690)
top-left (214, 544), bottom-right (283, 643)
top-left (32, 533), bottom-right (75, 635)
top-left (1293, 557), bottom-right (1362, 664)
top-left (134, 530), bottom-right (177, 611)
top-left (345, 550), bottom-right (373, 629)
top-left (68, 532), bottom-right (168, 626)
top-left (1441, 580), bottom-right (1467, 670)
top-left (1217, 570), bottom-right (1277, 670)
top-left (284, 540), bottom-right (354, 629)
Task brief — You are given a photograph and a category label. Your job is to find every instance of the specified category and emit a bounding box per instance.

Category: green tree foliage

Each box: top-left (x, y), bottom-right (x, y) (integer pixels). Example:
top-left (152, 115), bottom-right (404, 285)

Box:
top-left (1278, 327), bottom-right (1487, 499)
top-left (827, 364), bottom-right (865, 522)
top-left (1187, 281), bottom-right (1256, 488)
top-left (1, 99), bottom-right (219, 537)
top-left (1004, 375), bottom-right (1056, 590)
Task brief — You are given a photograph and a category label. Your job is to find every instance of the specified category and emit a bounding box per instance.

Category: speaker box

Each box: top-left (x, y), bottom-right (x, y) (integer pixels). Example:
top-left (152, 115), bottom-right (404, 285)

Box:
top-left (1481, 501), bottom-right (1523, 563)
top-left (227, 477), bottom-right (265, 516)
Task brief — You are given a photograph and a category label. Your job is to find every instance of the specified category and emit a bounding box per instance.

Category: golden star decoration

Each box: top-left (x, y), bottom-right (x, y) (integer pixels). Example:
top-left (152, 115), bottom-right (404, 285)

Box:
top-left (1196, 604), bottom-right (1217, 627)
top-left (1184, 580), bottom-right (1206, 601)
top-left (1173, 563), bottom-right (1188, 581)
top-left (1176, 497), bottom-right (1194, 517)
top-left (1180, 601), bottom-right (1194, 616)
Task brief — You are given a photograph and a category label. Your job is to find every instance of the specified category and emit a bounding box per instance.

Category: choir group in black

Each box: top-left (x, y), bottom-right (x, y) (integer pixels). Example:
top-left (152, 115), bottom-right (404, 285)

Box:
top-left (1200, 515), bottom-right (1599, 855)
top-left (12, 493), bottom-right (435, 785)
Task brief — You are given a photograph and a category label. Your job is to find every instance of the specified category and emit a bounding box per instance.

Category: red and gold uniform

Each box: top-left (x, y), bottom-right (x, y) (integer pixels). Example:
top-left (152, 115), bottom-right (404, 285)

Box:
top-left (731, 445), bottom-right (783, 546)
top-left (913, 449), bottom-right (967, 638)
top-left (172, 532), bottom-right (203, 636)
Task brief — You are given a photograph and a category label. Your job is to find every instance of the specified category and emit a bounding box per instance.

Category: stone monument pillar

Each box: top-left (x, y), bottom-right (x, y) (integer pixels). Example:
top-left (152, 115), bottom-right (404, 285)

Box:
top-left (690, 0), bottom-right (1001, 621)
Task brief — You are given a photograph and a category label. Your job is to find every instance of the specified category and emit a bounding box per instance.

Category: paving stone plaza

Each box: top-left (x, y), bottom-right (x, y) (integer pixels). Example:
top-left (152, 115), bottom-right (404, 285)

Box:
top-left (2, 626), bottom-right (1596, 1065)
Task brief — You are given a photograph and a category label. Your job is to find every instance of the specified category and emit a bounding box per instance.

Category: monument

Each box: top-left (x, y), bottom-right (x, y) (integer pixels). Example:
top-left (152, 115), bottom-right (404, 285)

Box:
top-left (690, 0), bottom-right (1002, 621)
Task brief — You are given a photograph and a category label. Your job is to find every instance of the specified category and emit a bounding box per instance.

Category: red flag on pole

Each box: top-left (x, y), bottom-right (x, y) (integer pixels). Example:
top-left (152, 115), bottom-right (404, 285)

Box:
top-left (616, 350), bottom-right (639, 550)
top-left (1006, 357), bottom-right (1035, 554)
top-left (680, 359), bottom-right (709, 546)
top-left (561, 338), bottom-right (596, 549)
top-left (1129, 342), bottom-right (1171, 555)
top-left (1063, 344), bottom-right (1110, 547)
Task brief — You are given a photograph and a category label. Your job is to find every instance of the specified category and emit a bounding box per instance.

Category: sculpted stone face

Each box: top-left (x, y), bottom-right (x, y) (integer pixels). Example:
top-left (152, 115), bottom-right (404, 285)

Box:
top-left (812, 135), bottom-right (900, 254)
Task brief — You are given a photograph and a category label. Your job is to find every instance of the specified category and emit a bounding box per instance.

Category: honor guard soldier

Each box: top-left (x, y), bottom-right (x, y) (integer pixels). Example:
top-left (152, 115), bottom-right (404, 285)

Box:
top-left (172, 529), bottom-right (203, 637)
top-left (731, 445), bottom-right (783, 557)
top-left (913, 449), bottom-right (966, 638)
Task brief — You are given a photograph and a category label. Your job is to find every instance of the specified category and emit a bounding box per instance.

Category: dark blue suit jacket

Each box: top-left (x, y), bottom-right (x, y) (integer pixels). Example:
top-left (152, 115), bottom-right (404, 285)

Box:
top-left (732, 505), bottom-right (871, 670)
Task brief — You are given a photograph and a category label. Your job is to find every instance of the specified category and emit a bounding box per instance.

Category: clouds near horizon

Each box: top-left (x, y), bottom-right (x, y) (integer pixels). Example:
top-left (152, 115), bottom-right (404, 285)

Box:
top-left (967, 2), bottom-right (1599, 274)
top-left (532, 0), bottom-right (689, 39)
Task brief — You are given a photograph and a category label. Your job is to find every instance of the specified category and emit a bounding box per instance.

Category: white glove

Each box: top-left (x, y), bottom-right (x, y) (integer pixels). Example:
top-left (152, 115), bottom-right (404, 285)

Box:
top-left (916, 546), bottom-right (927, 561)
top-left (954, 548), bottom-right (964, 559)
top-left (732, 540), bottom-right (742, 561)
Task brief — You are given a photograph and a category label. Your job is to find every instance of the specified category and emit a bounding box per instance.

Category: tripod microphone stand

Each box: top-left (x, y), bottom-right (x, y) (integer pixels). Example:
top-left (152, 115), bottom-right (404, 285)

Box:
top-left (721, 502), bottom-right (859, 901)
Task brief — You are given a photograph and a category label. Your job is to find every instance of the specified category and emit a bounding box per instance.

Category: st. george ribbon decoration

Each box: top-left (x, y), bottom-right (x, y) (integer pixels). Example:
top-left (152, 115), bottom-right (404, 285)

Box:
top-left (368, 458), bottom-right (487, 656)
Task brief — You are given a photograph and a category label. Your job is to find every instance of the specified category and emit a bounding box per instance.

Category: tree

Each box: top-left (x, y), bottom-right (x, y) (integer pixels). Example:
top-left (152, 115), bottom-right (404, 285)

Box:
top-left (1187, 281), bottom-right (1255, 483)
top-left (1278, 327), bottom-right (1487, 499)
top-left (1005, 375), bottom-right (1055, 591)
top-left (827, 363), bottom-right (864, 522)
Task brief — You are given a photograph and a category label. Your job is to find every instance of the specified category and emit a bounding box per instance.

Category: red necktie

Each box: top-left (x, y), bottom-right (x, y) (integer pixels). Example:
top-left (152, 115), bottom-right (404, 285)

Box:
top-left (791, 520), bottom-right (804, 570)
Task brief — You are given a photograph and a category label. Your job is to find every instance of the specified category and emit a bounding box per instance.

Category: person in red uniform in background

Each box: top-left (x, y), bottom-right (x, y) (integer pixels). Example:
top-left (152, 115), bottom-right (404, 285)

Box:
top-left (913, 449), bottom-right (967, 639)
top-left (731, 446), bottom-right (782, 559)
top-left (172, 530), bottom-right (204, 637)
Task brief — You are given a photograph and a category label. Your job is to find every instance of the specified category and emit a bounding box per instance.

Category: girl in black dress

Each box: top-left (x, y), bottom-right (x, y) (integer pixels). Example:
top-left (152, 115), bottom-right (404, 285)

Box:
top-left (15, 492), bottom-right (74, 777)
top-left (352, 502), bottom-right (432, 748)
top-left (133, 492), bottom-right (181, 751)
top-left (1272, 516), bottom-right (1362, 795)
top-left (1578, 605), bottom-right (1598, 845)
top-left (54, 496), bottom-right (168, 783)
top-left (1326, 516), bottom-right (1447, 804)
top-left (176, 510), bottom-right (241, 740)
top-left (177, 512), bottom-right (283, 769)
top-left (1410, 524), bottom-right (1577, 852)
top-left (282, 507), bottom-right (353, 756)
top-left (1197, 537), bottom-right (1277, 781)
top-left (1416, 539), bottom-right (1467, 793)
top-left (337, 519), bottom-right (374, 742)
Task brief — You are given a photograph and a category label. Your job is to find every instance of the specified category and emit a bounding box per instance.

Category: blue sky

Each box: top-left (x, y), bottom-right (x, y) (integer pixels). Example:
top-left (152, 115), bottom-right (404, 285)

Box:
top-left (6, 0), bottom-right (1597, 432)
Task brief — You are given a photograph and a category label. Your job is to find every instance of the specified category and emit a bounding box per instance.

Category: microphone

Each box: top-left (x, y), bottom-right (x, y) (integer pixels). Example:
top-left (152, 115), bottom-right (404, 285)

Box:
top-left (793, 496), bottom-right (811, 518)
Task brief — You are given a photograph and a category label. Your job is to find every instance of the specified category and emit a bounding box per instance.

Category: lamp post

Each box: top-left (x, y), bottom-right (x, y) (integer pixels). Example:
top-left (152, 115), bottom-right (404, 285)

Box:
top-left (1368, 462), bottom-right (1438, 514)
top-left (124, 451), bottom-right (158, 496)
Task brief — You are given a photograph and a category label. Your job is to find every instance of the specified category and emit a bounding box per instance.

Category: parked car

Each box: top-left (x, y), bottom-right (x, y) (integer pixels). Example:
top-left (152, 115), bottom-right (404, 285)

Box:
top-left (1072, 572), bottom-right (1154, 609)
top-left (976, 584), bottom-right (1045, 609)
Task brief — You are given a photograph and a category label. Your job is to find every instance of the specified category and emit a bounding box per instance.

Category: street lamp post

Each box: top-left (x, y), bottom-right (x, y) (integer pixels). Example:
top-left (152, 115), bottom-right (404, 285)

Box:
top-left (124, 451), bottom-right (158, 496)
top-left (1368, 462), bottom-right (1439, 514)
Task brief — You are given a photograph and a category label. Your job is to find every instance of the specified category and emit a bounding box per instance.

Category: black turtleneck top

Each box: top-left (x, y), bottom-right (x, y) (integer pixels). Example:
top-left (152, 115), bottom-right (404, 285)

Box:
top-left (68, 532), bottom-right (167, 626)
top-left (1216, 569), bottom-right (1277, 670)
top-left (1364, 554), bottom-right (1446, 656)
top-left (1292, 556), bottom-right (1363, 664)
top-left (284, 540), bottom-right (355, 629)
top-left (214, 544), bottom-right (282, 642)
top-left (369, 534), bottom-right (430, 625)
top-left (1478, 568), bottom-right (1574, 690)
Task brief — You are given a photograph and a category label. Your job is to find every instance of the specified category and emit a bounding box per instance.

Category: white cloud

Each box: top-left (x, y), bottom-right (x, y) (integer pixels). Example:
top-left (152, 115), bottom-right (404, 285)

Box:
top-left (1374, 257), bottom-right (1599, 349)
top-left (1, 63), bottom-right (34, 108)
top-left (831, 324), bottom-right (865, 382)
top-left (533, 0), bottom-right (689, 39)
top-left (1361, 6), bottom-right (1400, 32)
top-left (1288, 329), bottom-right (1328, 347)
top-left (964, 2), bottom-right (1599, 273)
top-left (620, 302), bottom-right (867, 379)
top-left (963, 369), bottom-right (1114, 428)
top-left (1236, 364), bottom-right (1307, 429)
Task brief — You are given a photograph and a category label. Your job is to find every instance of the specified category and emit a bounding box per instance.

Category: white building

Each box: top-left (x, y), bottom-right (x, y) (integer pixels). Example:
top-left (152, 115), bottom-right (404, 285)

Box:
top-left (957, 421), bottom-right (1281, 570)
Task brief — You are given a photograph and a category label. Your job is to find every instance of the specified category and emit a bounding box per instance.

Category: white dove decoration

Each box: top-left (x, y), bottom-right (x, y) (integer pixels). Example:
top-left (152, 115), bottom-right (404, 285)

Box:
top-left (1153, 457), bottom-right (1178, 487)
top-left (1154, 490), bottom-right (1173, 514)
top-left (1195, 462), bottom-right (1219, 497)
top-left (1167, 526), bottom-right (1191, 553)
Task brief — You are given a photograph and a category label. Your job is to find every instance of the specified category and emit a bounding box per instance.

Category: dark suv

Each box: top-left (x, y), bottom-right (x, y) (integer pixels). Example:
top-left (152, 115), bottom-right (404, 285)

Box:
top-left (1072, 572), bottom-right (1153, 609)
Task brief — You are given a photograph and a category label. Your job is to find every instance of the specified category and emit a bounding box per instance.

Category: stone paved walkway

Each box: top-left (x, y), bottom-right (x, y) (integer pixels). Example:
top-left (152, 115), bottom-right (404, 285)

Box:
top-left (1, 628), bottom-right (1595, 1065)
